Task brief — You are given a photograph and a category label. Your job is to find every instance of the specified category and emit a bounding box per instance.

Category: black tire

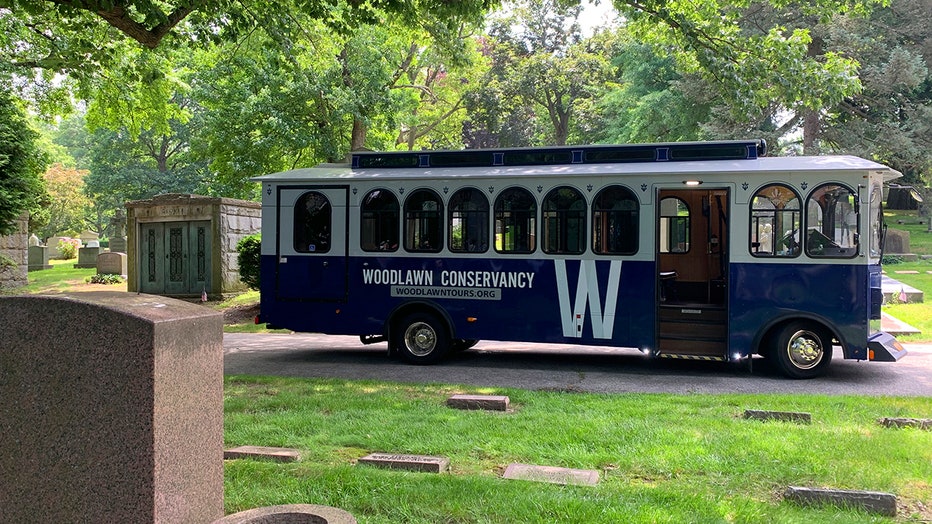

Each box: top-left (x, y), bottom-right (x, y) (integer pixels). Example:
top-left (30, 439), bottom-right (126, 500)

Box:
top-left (772, 321), bottom-right (833, 379)
top-left (393, 312), bottom-right (451, 365)
top-left (452, 339), bottom-right (479, 352)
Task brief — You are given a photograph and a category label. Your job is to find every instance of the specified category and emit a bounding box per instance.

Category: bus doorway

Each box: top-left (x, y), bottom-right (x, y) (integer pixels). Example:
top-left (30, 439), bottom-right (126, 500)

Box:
top-left (276, 186), bottom-right (349, 302)
top-left (656, 188), bottom-right (729, 360)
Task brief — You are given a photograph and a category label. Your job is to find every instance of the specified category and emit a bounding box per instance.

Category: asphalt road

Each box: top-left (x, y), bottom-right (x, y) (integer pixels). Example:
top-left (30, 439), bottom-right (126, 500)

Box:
top-left (224, 333), bottom-right (932, 396)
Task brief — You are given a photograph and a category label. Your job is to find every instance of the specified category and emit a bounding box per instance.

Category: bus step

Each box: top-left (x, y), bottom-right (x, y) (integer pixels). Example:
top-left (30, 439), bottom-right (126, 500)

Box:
top-left (658, 336), bottom-right (726, 356)
top-left (659, 353), bottom-right (727, 362)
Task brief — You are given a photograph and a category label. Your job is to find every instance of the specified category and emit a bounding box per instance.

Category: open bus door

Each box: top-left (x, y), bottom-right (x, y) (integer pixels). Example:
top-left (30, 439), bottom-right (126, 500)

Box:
top-left (656, 188), bottom-right (729, 361)
top-left (275, 186), bottom-right (349, 302)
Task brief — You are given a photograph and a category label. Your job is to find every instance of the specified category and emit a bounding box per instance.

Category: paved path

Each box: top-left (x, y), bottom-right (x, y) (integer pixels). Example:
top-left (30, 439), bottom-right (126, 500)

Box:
top-left (225, 333), bottom-right (932, 396)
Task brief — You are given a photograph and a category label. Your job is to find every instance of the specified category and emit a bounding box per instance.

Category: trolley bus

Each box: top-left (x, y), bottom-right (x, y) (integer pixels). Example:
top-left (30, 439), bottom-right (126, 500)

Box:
top-left (253, 140), bottom-right (907, 378)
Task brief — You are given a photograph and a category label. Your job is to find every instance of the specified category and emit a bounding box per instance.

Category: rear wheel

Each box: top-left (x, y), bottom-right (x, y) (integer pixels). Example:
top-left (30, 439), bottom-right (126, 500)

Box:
top-left (773, 321), bottom-right (832, 379)
top-left (393, 312), bottom-right (451, 365)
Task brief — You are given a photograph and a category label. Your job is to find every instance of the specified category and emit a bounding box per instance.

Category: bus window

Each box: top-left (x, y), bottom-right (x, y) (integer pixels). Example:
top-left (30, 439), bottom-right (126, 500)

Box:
top-left (593, 185), bottom-right (638, 255)
top-left (494, 187), bottom-right (537, 254)
top-left (449, 188), bottom-right (489, 253)
top-left (404, 189), bottom-right (443, 253)
top-left (806, 183), bottom-right (858, 258)
top-left (659, 197), bottom-right (690, 253)
top-left (361, 189), bottom-right (399, 252)
top-left (750, 184), bottom-right (801, 257)
top-left (294, 191), bottom-right (332, 253)
top-left (543, 186), bottom-right (587, 255)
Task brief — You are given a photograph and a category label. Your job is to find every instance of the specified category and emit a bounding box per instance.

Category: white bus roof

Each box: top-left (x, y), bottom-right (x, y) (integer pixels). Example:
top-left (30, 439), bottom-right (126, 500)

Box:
top-left (252, 155), bottom-right (901, 183)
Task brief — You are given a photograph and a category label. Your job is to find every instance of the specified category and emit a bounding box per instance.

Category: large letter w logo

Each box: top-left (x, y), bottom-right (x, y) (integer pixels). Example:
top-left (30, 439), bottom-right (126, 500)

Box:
top-left (554, 260), bottom-right (622, 339)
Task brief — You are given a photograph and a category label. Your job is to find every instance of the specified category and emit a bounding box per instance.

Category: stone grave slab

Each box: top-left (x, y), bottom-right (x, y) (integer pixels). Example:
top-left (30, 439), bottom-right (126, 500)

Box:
top-left (357, 453), bottom-right (449, 473)
top-left (744, 409), bottom-right (811, 424)
top-left (28, 245), bottom-right (51, 271)
top-left (447, 394), bottom-right (510, 411)
top-left (502, 463), bottom-right (599, 486)
top-left (214, 504), bottom-right (357, 524)
top-left (74, 246), bottom-right (101, 268)
top-left (784, 486), bottom-right (897, 516)
top-left (224, 445), bottom-right (301, 462)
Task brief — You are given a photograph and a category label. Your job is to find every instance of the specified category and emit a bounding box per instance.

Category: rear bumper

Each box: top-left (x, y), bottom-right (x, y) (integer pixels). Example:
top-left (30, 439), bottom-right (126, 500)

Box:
top-left (867, 332), bottom-right (908, 362)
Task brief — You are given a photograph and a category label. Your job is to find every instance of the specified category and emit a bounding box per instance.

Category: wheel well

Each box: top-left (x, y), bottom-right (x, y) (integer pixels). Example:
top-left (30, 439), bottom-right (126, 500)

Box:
top-left (386, 302), bottom-right (453, 353)
top-left (758, 317), bottom-right (839, 357)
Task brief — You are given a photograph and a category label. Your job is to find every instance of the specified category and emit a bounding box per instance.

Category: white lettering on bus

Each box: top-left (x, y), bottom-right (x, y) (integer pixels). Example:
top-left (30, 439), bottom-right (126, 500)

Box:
top-left (554, 260), bottom-right (622, 340)
top-left (440, 271), bottom-right (535, 289)
top-left (362, 269), bottom-right (434, 286)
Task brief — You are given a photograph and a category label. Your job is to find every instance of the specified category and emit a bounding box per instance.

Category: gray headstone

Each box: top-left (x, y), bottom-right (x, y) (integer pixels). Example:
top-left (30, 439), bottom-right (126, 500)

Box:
top-left (28, 245), bottom-right (51, 271)
top-left (0, 292), bottom-right (224, 523)
top-left (96, 251), bottom-right (127, 276)
top-left (74, 246), bottom-right (101, 268)
top-left (744, 409), bottom-right (811, 424)
top-left (214, 504), bottom-right (356, 524)
top-left (109, 235), bottom-right (127, 254)
top-left (884, 228), bottom-right (910, 254)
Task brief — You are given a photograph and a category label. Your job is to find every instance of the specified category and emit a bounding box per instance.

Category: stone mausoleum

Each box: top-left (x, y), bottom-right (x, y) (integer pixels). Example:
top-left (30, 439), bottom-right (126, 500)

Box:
top-left (126, 194), bottom-right (260, 298)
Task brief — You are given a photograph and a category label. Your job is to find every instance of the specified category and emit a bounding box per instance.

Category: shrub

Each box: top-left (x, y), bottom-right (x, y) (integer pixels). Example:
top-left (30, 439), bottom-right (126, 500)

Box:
top-left (86, 273), bottom-right (125, 285)
top-left (882, 254), bottom-right (904, 265)
top-left (237, 234), bottom-right (261, 290)
top-left (57, 238), bottom-right (80, 259)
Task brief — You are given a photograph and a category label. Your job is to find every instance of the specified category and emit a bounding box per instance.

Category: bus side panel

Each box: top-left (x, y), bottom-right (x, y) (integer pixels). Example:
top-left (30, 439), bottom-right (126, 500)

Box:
top-left (261, 255), bottom-right (656, 350)
top-left (729, 262), bottom-right (869, 359)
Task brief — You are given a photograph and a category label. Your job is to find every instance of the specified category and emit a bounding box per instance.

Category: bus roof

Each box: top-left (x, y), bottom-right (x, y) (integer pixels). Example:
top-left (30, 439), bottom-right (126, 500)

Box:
top-left (252, 155), bottom-right (902, 183)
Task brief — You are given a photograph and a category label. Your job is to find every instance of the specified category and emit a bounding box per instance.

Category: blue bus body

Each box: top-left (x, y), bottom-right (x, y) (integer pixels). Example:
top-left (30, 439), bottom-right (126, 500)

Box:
top-left (253, 141), bottom-right (907, 378)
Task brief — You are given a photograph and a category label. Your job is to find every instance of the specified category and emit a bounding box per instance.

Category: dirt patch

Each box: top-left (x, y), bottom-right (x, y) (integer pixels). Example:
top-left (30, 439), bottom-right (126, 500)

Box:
top-left (223, 303), bottom-right (260, 325)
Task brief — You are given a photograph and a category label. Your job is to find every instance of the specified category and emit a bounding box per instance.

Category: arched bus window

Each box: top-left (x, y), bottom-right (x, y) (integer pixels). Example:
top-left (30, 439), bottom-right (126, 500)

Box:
top-left (806, 183), bottom-right (858, 258)
top-left (543, 186), bottom-right (586, 255)
top-left (750, 184), bottom-right (801, 257)
top-left (404, 189), bottom-right (443, 253)
top-left (592, 185), bottom-right (638, 255)
top-left (360, 189), bottom-right (399, 252)
top-left (659, 197), bottom-right (689, 253)
top-left (449, 188), bottom-right (489, 253)
top-left (294, 191), bottom-right (331, 253)
top-left (494, 187), bottom-right (536, 254)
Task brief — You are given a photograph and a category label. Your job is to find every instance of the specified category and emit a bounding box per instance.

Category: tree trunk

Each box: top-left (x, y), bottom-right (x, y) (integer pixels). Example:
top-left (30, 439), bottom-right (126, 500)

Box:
top-left (351, 119), bottom-right (367, 151)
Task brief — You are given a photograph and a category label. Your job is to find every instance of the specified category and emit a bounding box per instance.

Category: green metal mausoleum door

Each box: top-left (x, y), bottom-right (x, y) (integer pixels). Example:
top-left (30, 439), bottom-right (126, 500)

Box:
top-left (139, 221), bottom-right (212, 295)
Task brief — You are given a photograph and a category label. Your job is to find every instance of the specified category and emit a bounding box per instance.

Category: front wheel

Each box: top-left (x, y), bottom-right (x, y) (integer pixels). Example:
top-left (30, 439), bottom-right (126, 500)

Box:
top-left (773, 322), bottom-right (833, 379)
top-left (393, 312), bottom-right (451, 365)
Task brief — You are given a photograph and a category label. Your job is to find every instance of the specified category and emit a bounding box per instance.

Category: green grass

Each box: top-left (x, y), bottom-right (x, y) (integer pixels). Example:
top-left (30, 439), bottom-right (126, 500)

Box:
top-left (224, 376), bottom-right (932, 523)
top-left (9, 258), bottom-right (126, 294)
top-left (882, 211), bottom-right (932, 341)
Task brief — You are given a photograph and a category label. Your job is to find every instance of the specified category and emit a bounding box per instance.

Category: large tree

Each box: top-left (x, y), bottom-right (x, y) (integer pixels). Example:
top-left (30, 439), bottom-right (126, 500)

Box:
top-left (0, 88), bottom-right (49, 235)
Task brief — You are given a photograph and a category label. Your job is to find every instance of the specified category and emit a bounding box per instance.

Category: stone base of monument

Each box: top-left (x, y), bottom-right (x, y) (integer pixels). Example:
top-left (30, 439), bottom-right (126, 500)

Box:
top-left (214, 504), bottom-right (356, 524)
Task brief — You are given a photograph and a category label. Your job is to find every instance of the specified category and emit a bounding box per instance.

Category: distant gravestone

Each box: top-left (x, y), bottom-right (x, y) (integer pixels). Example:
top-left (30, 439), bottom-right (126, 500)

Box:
top-left (884, 228), bottom-right (910, 255)
top-left (28, 245), bottom-right (51, 271)
top-left (110, 235), bottom-right (128, 253)
top-left (28, 234), bottom-right (40, 247)
top-left (74, 246), bottom-right (101, 268)
top-left (97, 251), bottom-right (127, 276)
top-left (0, 292), bottom-right (224, 523)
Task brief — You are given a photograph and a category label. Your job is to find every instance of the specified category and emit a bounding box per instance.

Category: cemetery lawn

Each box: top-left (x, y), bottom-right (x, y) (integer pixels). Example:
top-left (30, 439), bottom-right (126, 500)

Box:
top-left (882, 210), bottom-right (932, 342)
top-left (224, 376), bottom-right (932, 523)
top-left (15, 258), bottom-right (128, 294)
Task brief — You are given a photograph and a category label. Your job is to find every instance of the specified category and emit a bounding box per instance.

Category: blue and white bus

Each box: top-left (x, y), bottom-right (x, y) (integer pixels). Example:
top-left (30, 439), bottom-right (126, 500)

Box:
top-left (253, 140), bottom-right (907, 378)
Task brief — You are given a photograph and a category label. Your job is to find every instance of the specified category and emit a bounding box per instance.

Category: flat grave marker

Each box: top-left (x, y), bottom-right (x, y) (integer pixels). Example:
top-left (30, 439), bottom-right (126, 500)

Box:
top-left (225, 445), bottom-right (301, 462)
top-left (502, 463), bottom-right (599, 486)
top-left (447, 394), bottom-right (510, 411)
top-left (358, 453), bottom-right (449, 473)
